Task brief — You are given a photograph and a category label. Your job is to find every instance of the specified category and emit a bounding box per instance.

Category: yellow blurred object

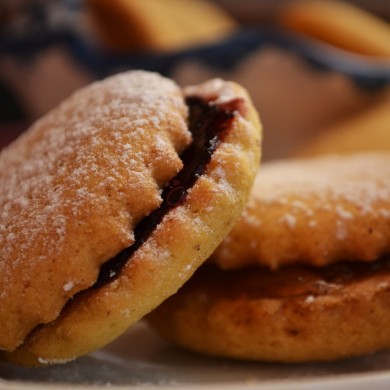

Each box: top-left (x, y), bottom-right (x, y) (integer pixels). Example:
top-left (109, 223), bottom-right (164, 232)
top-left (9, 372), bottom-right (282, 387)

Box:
top-left (278, 0), bottom-right (390, 58)
top-left (87, 0), bottom-right (237, 52)
top-left (296, 95), bottom-right (390, 156)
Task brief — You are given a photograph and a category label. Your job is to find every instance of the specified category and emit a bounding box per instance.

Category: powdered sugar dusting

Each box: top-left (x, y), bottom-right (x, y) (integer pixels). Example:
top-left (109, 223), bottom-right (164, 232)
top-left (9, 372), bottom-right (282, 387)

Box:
top-left (279, 213), bottom-right (296, 228)
top-left (63, 281), bottom-right (74, 292)
top-left (336, 206), bottom-right (353, 220)
top-left (305, 295), bottom-right (315, 304)
top-left (242, 207), bottom-right (262, 227)
top-left (37, 357), bottom-right (75, 365)
top-left (250, 153), bottom-right (390, 234)
top-left (0, 71), bottom-right (190, 348)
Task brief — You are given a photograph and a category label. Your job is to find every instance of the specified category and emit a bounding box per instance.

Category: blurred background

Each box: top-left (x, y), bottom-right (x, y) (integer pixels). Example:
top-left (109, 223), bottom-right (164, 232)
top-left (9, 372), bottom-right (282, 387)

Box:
top-left (0, 0), bottom-right (389, 160)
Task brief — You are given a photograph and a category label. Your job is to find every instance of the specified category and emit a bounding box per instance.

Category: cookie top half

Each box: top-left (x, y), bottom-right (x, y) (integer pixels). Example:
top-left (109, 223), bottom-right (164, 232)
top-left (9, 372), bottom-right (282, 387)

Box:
top-left (212, 153), bottom-right (390, 269)
top-left (0, 71), bottom-right (191, 351)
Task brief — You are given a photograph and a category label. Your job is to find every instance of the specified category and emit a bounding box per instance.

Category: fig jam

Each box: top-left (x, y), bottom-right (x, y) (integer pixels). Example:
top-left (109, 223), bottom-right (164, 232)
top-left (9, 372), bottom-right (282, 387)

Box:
top-left (95, 97), bottom-right (241, 287)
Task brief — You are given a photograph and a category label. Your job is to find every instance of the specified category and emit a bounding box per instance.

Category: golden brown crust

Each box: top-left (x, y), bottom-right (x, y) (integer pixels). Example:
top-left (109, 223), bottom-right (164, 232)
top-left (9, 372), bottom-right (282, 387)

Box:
top-left (277, 0), bottom-right (390, 57)
top-left (0, 76), bottom-right (261, 365)
top-left (147, 260), bottom-right (390, 362)
top-left (211, 153), bottom-right (390, 270)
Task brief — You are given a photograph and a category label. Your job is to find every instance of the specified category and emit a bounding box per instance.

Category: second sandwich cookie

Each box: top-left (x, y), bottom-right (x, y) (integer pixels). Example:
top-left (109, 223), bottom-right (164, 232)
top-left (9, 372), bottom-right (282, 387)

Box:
top-left (148, 153), bottom-right (390, 362)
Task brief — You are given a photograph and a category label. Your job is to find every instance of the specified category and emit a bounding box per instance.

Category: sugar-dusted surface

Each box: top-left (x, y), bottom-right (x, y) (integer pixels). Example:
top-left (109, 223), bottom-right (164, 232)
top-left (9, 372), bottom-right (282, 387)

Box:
top-left (1, 76), bottom-right (261, 366)
top-left (212, 153), bottom-right (390, 269)
top-left (0, 71), bottom-right (190, 351)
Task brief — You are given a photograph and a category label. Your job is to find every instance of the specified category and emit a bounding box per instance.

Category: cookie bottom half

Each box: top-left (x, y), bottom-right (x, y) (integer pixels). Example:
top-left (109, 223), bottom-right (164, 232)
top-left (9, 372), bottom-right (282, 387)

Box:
top-left (147, 259), bottom-right (390, 363)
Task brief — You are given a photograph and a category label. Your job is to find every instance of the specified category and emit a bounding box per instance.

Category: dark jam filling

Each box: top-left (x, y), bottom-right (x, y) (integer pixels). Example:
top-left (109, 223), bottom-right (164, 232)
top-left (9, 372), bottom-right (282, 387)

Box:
top-left (94, 96), bottom-right (240, 288)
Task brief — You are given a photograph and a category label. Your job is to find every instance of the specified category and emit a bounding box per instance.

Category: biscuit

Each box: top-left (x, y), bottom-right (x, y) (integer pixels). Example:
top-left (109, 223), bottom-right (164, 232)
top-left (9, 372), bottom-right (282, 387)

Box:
top-left (296, 97), bottom-right (390, 157)
top-left (147, 259), bottom-right (390, 362)
top-left (211, 153), bottom-right (390, 270)
top-left (277, 0), bottom-right (390, 57)
top-left (88, 0), bottom-right (237, 52)
top-left (0, 71), bottom-right (261, 365)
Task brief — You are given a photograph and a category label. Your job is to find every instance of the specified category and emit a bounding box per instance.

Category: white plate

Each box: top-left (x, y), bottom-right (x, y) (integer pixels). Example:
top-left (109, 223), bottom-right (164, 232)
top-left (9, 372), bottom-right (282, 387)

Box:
top-left (1, 322), bottom-right (390, 390)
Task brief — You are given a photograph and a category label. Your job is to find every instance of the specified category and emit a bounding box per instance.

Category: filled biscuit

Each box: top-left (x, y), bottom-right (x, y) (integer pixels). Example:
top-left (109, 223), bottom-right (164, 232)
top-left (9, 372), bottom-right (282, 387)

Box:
top-left (278, 0), bottom-right (390, 57)
top-left (0, 70), bottom-right (261, 365)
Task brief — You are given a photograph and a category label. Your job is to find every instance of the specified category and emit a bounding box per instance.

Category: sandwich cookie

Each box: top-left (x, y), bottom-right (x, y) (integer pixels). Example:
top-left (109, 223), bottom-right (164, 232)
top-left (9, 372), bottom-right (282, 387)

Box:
top-left (0, 70), bottom-right (261, 365)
